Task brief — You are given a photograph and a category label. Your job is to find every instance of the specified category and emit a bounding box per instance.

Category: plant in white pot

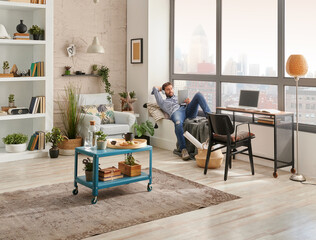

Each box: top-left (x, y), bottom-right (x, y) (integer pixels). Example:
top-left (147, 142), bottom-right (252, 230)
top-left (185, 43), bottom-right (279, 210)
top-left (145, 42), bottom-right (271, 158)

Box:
top-left (95, 131), bottom-right (107, 150)
top-left (2, 133), bottom-right (28, 153)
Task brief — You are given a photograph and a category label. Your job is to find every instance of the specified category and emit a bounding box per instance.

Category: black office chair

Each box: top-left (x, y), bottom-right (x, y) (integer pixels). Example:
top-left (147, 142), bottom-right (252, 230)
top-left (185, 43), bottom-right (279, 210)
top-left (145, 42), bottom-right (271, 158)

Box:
top-left (204, 113), bottom-right (255, 181)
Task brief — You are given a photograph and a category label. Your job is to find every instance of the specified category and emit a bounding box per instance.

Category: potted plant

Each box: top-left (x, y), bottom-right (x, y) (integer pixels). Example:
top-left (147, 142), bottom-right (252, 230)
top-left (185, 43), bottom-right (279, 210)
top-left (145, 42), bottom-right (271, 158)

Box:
top-left (95, 130), bottom-right (107, 150)
top-left (29, 25), bottom-right (44, 40)
top-left (2, 61), bottom-right (9, 74)
top-left (119, 91), bottom-right (137, 112)
top-left (132, 120), bottom-right (154, 145)
top-left (64, 66), bottom-right (71, 75)
top-left (118, 153), bottom-right (141, 177)
top-left (98, 66), bottom-right (113, 103)
top-left (46, 127), bottom-right (64, 158)
top-left (82, 157), bottom-right (100, 181)
top-left (8, 94), bottom-right (15, 107)
top-left (2, 133), bottom-right (28, 153)
top-left (92, 64), bottom-right (98, 75)
top-left (57, 83), bottom-right (84, 155)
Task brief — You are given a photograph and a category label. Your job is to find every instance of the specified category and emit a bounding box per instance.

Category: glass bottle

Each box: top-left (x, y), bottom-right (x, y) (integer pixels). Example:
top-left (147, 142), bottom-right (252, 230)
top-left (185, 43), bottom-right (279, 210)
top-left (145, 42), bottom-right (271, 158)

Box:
top-left (88, 120), bottom-right (96, 148)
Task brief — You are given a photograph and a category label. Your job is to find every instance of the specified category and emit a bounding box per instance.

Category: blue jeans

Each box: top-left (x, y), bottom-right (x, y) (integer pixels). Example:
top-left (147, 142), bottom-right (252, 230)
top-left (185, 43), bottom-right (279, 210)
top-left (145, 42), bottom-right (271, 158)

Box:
top-left (170, 92), bottom-right (211, 150)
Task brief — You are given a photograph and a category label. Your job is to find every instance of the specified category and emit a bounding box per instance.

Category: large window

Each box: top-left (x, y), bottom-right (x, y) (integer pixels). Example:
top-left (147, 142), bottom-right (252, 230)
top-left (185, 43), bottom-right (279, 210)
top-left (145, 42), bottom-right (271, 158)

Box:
top-left (222, 0), bottom-right (277, 76)
top-left (285, 0), bottom-right (316, 78)
top-left (222, 83), bottom-right (278, 109)
top-left (174, 0), bottom-right (216, 74)
top-left (173, 80), bottom-right (216, 111)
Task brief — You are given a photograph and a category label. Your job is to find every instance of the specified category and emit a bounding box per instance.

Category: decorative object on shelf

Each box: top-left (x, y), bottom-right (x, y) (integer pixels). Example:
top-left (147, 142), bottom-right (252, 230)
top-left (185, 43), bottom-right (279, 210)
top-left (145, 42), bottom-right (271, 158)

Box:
top-left (95, 130), bottom-right (107, 150)
top-left (8, 107), bottom-right (29, 115)
top-left (118, 153), bottom-right (141, 177)
top-left (46, 127), bottom-right (63, 158)
top-left (131, 38), bottom-right (143, 64)
top-left (91, 64), bottom-right (98, 75)
top-left (75, 71), bottom-right (85, 75)
top-left (57, 83), bottom-right (84, 155)
top-left (82, 157), bottom-right (100, 181)
top-left (119, 91), bottom-right (137, 112)
top-left (98, 66), bottom-right (113, 103)
top-left (0, 24), bottom-right (11, 39)
top-left (3, 61), bottom-right (10, 74)
top-left (64, 66), bottom-right (71, 75)
top-left (0, 110), bottom-right (7, 116)
top-left (28, 25), bottom-right (44, 40)
top-left (286, 54), bottom-right (308, 182)
top-left (132, 120), bottom-right (154, 145)
top-left (10, 64), bottom-right (18, 77)
top-left (67, 44), bottom-right (76, 58)
top-left (87, 36), bottom-right (104, 54)
top-left (2, 133), bottom-right (28, 153)
top-left (8, 94), bottom-right (15, 108)
top-left (16, 20), bottom-right (27, 34)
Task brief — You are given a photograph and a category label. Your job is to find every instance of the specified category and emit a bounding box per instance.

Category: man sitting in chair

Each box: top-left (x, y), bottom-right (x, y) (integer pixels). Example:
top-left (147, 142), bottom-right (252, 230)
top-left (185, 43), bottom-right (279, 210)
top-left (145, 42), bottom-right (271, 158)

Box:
top-left (152, 82), bottom-right (211, 160)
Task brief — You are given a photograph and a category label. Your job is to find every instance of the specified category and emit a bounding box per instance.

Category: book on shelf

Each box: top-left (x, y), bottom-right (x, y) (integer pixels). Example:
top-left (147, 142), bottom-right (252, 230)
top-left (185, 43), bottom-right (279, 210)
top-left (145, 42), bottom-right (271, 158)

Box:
top-left (13, 33), bottom-right (30, 40)
top-left (27, 131), bottom-right (45, 151)
top-left (99, 166), bottom-right (122, 178)
top-left (30, 62), bottom-right (44, 77)
top-left (99, 174), bottom-right (124, 182)
top-left (257, 116), bottom-right (275, 125)
top-left (27, 133), bottom-right (39, 151)
top-left (29, 96), bottom-right (46, 114)
top-left (14, 33), bottom-right (30, 36)
top-left (30, 0), bottom-right (46, 4)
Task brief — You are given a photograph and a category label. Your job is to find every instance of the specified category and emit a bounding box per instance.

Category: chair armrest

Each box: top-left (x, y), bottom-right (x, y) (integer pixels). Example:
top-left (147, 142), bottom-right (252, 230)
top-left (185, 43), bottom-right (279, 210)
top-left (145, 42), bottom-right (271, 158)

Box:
top-left (114, 111), bottom-right (136, 129)
top-left (78, 114), bottom-right (101, 140)
top-left (235, 122), bottom-right (251, 141)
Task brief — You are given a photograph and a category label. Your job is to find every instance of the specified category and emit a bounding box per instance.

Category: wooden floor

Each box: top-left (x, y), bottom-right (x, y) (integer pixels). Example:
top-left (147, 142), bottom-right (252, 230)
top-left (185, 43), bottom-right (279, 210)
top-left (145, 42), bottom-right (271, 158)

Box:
top-left (1, 147), bottom-right (316, 240)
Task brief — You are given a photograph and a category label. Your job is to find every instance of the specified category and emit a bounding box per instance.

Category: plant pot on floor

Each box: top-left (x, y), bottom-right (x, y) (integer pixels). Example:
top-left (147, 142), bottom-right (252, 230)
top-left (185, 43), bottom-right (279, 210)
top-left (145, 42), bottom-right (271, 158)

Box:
top-left (118, 161), bottom-right (141, 177)
top-left (135, 135), bottom-right (150, 145)
top-left (49, 147), bottom-right (59, 158)
top-left (97, 140), bottom-right (107, 150)
top-left (58, 137), bottom-right (82, 156)
top-left (5, 143), bottom-right (26, 153)
top-left (85, 171), bottom-right (93, 181)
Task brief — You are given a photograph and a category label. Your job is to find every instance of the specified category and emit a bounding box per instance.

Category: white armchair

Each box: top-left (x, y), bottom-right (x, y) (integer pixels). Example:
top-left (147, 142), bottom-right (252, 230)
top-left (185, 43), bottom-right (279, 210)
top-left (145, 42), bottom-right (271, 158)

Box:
top-left (78, 93), bottom-right (136, 139)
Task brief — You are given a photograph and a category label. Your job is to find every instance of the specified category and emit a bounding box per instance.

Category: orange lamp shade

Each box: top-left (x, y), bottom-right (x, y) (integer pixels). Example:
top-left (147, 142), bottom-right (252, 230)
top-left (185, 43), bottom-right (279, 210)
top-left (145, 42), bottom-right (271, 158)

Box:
top-left (286, 55), bottom-right (308, 77)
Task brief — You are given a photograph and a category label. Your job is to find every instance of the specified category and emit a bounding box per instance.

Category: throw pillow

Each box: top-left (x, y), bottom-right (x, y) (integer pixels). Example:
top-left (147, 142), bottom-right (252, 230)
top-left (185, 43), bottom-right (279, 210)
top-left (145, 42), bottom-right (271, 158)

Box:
top-left (81, 104), bottom-right (115, 124)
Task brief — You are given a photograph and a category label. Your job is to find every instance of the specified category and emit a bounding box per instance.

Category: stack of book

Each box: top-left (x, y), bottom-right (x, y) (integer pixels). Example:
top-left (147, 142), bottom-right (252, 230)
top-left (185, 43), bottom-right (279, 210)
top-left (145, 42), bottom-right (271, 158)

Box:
top-left (30, 0), bottom-right (46, 4)
top-left (13, 33), bottom-right (30, 40)
top-left (29, 96), bottom-right (46, 114)
top-left (99, 167), bottom-right (123, 181)
top-left (30, 62), bottom-right (45, 77)
top-left (27, 131), bottom-right (45, 151)
top-left (257, 117), bottom-right (274, 125)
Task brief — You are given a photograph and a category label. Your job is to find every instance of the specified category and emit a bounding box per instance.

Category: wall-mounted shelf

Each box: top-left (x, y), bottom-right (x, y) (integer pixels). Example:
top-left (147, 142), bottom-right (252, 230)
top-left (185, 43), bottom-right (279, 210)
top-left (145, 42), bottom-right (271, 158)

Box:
top-left (61, 74), bottom-right (99, 77)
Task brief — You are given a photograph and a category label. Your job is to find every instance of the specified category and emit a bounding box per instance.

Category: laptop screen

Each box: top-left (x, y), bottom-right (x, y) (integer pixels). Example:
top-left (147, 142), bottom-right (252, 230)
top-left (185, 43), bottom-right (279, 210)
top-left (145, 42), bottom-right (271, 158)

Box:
top-left (239, 90), bottom-right (259, 107)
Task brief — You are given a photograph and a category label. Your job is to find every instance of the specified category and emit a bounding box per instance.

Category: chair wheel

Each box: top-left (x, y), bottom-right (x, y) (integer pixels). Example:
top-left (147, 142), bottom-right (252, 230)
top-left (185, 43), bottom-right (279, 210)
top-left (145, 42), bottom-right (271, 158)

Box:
top-left (291, 168), bottom-right (296, 174)
top-left (147, 183), bottom-right (152, 192)
top-left (72, 188), bottom-right (78, 195)
top-left (91, 196), bottom-right (98, 204)
top-left (273, 172), bottom-right (278, 178)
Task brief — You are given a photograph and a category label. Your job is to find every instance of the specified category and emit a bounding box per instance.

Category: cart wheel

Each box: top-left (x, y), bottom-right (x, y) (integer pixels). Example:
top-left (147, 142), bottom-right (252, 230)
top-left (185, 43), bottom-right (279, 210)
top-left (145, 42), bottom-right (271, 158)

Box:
top-left (291, 168), bottom-right (296, 174)
top-left (273, 172), bottom-right (278, 178)
top-left (147, 183), bottom-right (152, 192)
top-left (91, 196), bottom-right (98, 204)
top-left (72, 187), bottom-right (78, 195)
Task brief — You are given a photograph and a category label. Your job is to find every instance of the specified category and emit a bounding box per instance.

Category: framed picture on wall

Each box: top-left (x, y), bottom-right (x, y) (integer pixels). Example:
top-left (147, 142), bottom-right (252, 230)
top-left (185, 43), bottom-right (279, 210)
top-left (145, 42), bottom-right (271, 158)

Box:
top-left (131, 38), bottom-right (143, 64)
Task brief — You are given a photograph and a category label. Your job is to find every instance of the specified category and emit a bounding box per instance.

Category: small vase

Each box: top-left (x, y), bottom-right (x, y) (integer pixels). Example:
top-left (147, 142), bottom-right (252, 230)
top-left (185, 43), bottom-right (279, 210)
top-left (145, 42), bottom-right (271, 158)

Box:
top-left (92, 70), bottom-right (98, 75)
top-left (65, 70), bottom-right (71, 75)
top-left (97, 141), bottom-right (107, 150)
top-left (16, 20), bottom-right (27, 33)
top-left (85, 171), bottom-right (93, 182)
top-left (8, 102), bottom-right (15, 108)
top-left (33, 34), bottom-right (40, 40)
top-left (49, 147), bottom-right (59, 158)
top-left (3, 69), bottom-right (9, 74)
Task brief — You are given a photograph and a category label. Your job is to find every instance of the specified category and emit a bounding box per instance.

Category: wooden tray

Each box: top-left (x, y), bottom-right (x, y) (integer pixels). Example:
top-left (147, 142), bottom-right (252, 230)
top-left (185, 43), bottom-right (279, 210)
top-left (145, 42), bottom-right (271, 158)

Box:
top-left (107, 138), bottom-right (147, 149)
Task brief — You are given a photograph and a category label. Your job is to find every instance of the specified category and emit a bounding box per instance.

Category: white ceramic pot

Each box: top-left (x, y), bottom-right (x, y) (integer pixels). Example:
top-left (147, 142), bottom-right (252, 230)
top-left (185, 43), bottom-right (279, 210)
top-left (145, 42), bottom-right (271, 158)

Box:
top-left (5, 143), bottom-right (27, 153)
top-left (97, 141), bottom-right (107, 150)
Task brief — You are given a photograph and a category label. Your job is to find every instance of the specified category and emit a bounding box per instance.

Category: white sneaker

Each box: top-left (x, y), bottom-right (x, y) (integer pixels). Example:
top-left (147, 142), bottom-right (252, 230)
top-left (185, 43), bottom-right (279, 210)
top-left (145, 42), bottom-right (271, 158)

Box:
top-left (181, 148), bottom-right (190, 161)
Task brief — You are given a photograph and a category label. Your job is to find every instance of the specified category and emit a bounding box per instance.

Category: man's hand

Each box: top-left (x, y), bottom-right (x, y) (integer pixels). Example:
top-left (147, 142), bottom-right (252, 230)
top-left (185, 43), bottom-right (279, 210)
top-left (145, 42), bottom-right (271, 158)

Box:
top-left (184, 98), bottom-right (191, 104)
top-left (154, 86), bottom-right (162, 91)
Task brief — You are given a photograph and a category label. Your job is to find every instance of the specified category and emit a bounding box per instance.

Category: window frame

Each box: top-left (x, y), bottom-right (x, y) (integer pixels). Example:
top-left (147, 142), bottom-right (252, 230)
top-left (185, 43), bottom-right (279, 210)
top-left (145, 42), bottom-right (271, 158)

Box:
top-left (170, 0), bottom-right (316, 133)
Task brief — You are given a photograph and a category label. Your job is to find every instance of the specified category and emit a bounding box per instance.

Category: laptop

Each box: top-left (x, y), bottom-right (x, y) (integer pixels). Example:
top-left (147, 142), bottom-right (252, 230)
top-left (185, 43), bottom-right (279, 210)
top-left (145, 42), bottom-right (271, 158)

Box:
top-left (178, 90), bottom-right (188, 105)
top-left (227, 90), bottom-right (259, 110)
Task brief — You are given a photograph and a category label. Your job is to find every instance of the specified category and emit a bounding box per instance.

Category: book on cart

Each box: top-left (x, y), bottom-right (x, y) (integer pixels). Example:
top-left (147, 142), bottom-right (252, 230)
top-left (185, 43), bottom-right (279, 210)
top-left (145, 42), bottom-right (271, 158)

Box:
top-left (99, 166), bottom-right (122, 178)
top-left (99, 174), bottom-right (124, 182)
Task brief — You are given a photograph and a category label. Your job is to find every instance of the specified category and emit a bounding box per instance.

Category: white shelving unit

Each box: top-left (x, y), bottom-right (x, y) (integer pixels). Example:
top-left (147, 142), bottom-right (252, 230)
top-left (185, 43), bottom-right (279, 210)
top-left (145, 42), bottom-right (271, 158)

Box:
top-left (0, 0), bottom-right (53, 161)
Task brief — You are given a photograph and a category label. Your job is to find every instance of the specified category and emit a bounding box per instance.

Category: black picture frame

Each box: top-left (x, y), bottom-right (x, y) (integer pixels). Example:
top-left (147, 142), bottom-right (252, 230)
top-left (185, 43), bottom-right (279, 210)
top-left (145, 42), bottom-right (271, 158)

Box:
top-left (131, 38), bottom-right (143, 64)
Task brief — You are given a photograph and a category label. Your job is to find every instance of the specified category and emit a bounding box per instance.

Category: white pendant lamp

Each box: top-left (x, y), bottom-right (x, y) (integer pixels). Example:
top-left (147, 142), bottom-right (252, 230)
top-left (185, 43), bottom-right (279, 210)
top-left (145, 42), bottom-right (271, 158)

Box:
top-left (87, 36), bottom-right (104, 54)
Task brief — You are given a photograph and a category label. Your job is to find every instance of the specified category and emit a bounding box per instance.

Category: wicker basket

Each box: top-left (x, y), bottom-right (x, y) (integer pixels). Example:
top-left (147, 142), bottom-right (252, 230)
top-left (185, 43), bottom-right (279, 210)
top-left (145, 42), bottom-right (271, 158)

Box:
top-left (58, 137), bottom-right (82, 156)
top-left (118, 161), bottom-right (141, 177)
top-left (195, 148), bottom-right (223, 169)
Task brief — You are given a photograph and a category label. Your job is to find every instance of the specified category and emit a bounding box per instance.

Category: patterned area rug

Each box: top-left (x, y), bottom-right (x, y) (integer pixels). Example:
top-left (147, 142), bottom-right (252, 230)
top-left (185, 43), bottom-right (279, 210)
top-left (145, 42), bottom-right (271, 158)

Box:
top-left (0, 168), bottom-right (239, 240)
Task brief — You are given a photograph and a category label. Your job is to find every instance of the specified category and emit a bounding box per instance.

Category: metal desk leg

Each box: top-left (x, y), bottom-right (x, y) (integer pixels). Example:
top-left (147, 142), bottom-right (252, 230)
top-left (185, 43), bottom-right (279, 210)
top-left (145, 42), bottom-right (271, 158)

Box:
top-left (91, 155), bottom-right (99, 204)
top-left (72, 151), bottom-right (79, 195)
top-left (273, 121), bottom-right (278, 178)
top-left (147, 149), bottom-right (152, 192)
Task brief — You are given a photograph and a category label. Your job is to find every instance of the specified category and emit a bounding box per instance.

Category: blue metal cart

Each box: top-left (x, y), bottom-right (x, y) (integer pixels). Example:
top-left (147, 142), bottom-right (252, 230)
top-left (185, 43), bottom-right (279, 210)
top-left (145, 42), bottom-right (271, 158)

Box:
top-left (73, 146), bottom-right (153, 204)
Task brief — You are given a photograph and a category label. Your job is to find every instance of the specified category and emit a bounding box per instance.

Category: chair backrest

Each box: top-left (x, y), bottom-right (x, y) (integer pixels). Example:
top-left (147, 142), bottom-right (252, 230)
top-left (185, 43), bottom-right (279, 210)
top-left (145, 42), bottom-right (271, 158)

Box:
top-left (207, 113), bottom-right (234, 135)
top-left (79, 93), bottom-right (112, 106)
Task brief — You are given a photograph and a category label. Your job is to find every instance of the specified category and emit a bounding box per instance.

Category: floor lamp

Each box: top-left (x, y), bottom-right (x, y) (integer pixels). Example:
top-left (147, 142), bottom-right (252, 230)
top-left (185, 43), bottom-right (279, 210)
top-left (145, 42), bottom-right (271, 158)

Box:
top-left (286, 55), bottom-right (308, 182)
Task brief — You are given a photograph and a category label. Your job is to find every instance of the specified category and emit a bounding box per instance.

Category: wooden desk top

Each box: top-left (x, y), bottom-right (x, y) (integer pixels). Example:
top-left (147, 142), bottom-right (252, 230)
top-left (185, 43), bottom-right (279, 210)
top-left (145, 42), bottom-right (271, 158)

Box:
top-left (216, 107), bottom-right (293, 116)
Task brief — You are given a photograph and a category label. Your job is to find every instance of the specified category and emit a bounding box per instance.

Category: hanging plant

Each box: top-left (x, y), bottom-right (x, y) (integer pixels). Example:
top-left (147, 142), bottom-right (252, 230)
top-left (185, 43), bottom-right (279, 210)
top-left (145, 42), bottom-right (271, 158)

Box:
top-left (98, 66), bottom-right (113, 103)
